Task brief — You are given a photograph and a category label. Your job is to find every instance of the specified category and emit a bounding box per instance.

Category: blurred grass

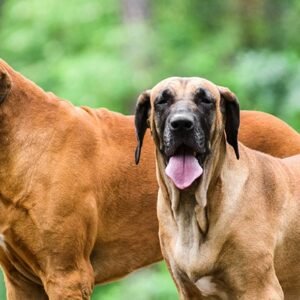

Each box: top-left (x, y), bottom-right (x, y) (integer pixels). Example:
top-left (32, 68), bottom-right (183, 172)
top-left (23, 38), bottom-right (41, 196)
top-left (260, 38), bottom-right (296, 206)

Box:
top-left (92, 263), bottom-right (177, 300)
top-left (0, 271), bottom-right (5, 299)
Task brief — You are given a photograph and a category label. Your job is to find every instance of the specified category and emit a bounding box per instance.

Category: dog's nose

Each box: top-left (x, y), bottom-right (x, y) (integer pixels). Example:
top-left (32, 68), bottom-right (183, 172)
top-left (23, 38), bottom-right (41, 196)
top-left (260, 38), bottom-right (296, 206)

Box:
top-left (170, 114), bottom-right (194, 131)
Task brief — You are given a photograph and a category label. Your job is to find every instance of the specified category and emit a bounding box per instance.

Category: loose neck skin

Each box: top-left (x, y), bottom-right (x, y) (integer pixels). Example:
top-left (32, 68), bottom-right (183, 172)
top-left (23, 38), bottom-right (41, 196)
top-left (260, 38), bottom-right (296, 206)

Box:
top-left (156, 133), bottom-right (235, 238)
top-left (155, 134), bottom-right (247, 278)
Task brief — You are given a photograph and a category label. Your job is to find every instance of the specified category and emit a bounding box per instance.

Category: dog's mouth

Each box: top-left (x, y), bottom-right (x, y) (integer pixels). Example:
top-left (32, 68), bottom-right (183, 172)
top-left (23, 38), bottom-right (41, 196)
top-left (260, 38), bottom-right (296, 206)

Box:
top-left (165, 145), bottom-right (204, 190)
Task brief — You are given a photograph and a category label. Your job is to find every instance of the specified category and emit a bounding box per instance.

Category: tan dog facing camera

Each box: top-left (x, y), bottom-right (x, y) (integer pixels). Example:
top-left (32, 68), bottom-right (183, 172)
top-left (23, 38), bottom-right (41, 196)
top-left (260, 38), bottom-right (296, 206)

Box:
top-left (135, 77), bottom-right (300, 299)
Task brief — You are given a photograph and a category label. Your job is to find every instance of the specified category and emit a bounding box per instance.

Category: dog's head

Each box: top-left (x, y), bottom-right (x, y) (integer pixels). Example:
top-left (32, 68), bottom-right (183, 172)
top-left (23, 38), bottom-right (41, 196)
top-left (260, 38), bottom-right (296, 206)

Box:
top-left (135, 77), bottom-right (240, 190)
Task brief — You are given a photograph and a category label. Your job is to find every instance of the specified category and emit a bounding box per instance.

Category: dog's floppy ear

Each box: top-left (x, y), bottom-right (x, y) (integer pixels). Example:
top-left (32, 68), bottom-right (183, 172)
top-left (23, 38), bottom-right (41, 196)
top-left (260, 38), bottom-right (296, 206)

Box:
top-left (134, 90), bottom-right (151, 165)
top-left (0, 68), bottom-right (12, 104)
top-left (218, 86), bottom-right (240, 159)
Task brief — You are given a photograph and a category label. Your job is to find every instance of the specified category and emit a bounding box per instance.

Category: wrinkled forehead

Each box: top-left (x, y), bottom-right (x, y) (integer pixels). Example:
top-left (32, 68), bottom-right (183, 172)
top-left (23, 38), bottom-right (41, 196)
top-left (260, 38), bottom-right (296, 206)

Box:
top-left (150, 77), bottom-right (221, 102)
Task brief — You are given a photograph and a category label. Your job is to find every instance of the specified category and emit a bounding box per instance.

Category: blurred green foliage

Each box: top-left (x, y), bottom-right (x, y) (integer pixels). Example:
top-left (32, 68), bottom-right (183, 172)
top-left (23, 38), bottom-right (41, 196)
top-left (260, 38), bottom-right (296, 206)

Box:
top-left (0, 0), bottom-right (299, 299)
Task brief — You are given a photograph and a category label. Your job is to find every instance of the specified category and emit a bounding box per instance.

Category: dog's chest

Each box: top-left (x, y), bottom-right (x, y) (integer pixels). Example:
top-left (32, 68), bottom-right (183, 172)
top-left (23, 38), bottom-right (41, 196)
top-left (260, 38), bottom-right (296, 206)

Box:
top-left (170, 210), bottom-right (230, 298)
top-left (171, 206), bottom-right (213, 273)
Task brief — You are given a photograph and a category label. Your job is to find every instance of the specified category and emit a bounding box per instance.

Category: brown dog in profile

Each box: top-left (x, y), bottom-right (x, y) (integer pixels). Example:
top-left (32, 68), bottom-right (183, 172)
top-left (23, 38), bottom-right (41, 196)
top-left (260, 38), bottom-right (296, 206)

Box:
top-left (0, 60), bottom-right (300, 300)
top-left (135, 77), bottom-right (300, 299)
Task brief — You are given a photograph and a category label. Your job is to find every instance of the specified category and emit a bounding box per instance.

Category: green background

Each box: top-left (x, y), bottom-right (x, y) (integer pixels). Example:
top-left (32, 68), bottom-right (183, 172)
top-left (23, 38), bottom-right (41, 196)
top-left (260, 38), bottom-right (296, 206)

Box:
top-left (0, 0), bottom-right (299, 299)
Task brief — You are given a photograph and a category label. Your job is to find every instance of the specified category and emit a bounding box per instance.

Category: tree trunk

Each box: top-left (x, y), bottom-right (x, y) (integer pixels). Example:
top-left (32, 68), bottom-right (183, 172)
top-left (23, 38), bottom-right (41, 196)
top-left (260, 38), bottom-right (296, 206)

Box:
top-left (0, 0), bottom-right (5, 18)
top-left (121, 0), bottom-right (150, 23)
top-left (120, 0), bottom-right (153, 110)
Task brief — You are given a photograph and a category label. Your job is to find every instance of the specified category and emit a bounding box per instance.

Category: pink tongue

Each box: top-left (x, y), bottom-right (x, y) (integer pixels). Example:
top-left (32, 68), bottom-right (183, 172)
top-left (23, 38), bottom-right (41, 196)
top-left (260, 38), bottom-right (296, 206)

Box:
top-left (165, 154), bottom-right (203, 190)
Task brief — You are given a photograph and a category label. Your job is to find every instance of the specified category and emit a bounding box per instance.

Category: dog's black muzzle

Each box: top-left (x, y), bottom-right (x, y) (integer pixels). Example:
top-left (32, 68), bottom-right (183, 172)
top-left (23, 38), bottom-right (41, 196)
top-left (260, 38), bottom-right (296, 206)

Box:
top-left (163, 110), bottom-right (209, 163)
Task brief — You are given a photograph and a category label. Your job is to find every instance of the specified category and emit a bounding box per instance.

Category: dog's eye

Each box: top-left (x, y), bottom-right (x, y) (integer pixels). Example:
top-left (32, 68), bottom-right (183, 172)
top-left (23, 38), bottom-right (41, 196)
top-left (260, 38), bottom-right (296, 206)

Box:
top-left (195, 88), bottom-right (214, 106)
top-left (156, 97), bottom-right (168, 105)
top-left (201, 97), bottom-right (213, 105)
top-left (156, 89), bottom-right (172, 106)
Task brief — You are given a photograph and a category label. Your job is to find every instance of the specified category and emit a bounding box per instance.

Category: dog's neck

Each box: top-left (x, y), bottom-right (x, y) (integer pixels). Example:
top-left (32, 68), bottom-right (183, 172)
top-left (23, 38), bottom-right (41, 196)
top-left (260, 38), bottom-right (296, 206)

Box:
top-left (0, 64), bottom-right (63, 200)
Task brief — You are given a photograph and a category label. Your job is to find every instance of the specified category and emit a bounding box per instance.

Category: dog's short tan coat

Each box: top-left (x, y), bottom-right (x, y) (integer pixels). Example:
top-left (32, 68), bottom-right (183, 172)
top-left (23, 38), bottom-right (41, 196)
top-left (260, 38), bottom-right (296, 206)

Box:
top-left (135, 77), bottom-right (300, 299)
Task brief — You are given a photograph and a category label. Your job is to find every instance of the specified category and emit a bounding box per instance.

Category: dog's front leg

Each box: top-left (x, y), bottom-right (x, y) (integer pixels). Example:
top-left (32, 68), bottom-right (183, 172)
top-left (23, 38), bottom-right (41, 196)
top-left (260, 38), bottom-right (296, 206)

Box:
top-left (239, 289), bottom-right (283, 300)
top-left (237, 275), bottom-right (284, 300)
top-left (42, 259), bottom-right (94, 300)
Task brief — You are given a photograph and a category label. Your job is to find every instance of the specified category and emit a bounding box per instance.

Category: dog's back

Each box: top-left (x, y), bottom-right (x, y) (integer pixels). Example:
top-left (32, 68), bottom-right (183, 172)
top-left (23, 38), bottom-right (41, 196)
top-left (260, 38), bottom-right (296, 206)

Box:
top-left (240, 110), bottom-right (300, 158)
